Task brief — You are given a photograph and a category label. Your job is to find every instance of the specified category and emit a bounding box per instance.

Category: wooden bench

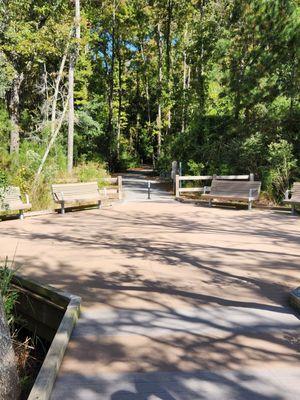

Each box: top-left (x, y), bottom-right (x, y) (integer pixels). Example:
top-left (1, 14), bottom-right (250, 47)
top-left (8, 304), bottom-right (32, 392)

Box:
top-left (0, 186), bottom-right (31, 219)
top-left (175, 174), bottom-right (254, 198)
top-left (284, 182), bottom-right (300, 214)
top-left (201, 180), bottom-right (261, 210)
top-left (52, 182), bottom-right (103, 214)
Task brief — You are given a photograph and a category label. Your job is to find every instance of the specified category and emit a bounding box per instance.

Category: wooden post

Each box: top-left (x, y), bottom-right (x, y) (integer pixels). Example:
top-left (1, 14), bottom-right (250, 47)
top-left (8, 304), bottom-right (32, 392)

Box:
top-left (118, 176), bottom-right (122, 200)
top-left (175, 174), bottom-right (180, 197)
top-left (248, 188), bottom-right (254, 210)
top-left (250, 173), bottom-right (254, 181)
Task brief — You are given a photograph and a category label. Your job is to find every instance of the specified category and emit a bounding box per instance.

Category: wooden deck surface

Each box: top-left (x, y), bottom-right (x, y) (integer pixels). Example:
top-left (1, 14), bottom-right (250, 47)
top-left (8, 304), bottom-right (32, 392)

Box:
top-left (0, 176), bottom-right (299, 399)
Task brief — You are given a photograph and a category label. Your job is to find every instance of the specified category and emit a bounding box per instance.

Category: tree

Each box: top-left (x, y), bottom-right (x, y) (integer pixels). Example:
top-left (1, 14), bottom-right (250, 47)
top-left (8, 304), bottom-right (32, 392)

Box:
top-left (68, 0), bottom-right (81, 172)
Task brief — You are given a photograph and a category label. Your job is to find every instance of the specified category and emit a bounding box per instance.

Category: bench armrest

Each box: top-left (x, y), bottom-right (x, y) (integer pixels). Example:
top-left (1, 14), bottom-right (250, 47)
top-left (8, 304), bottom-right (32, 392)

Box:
top-left (53, 191), bottom-right (64, 201)
top-left (249, 188), bottom-right (260, 199)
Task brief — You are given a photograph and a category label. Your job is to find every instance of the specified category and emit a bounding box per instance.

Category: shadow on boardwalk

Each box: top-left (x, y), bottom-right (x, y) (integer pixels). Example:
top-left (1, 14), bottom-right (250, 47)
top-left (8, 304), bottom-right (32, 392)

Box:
top-left (1, 205), bottom-right (300, 399)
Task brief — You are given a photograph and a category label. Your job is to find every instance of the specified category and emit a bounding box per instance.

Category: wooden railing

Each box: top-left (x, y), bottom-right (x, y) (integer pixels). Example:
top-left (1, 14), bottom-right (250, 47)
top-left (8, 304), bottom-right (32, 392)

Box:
top-left (175, 174), bottom-right (254, 198)
top-left (175, 175), bottom-right (212, 197)
top-left (101, 176), bottom-right (123, 200)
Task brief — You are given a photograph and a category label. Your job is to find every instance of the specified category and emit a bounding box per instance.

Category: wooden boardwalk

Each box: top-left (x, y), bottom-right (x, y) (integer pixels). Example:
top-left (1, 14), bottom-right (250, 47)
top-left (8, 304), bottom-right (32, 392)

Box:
top-left (0, 178), bottom-right (300, 399)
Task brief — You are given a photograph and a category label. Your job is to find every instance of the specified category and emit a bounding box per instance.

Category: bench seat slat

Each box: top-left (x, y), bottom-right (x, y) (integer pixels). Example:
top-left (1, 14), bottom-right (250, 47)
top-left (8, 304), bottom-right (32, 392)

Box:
top-left (0, 202), bottom-right (32, 211)
top-left (202, 194), bottom-right (254, 201)
top-left (54, 196), bottom-right (101, 203)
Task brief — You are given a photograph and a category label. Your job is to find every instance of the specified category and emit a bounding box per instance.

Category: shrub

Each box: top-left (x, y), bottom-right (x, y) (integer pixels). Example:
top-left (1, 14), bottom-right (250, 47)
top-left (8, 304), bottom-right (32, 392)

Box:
top-left (0, 258), bottom-right (18, 326)
top-left (0, 138), bottom-right (110, 211)
top-left (266, 139), bottom-right (297, 202)
top-left (187, 160), bottom-right (204, 176)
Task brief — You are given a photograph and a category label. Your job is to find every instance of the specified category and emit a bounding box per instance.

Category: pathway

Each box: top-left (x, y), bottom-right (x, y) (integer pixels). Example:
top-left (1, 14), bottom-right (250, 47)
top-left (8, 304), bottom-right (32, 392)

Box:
top-left (0, 176), bottom-right (299, 400)
top-left (120, 168), bottom-right (173, 203)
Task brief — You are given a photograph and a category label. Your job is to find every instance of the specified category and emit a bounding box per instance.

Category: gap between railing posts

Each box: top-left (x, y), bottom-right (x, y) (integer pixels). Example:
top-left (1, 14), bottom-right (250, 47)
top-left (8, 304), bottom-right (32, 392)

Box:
top-left (175, 175), bottom-right (214, 198)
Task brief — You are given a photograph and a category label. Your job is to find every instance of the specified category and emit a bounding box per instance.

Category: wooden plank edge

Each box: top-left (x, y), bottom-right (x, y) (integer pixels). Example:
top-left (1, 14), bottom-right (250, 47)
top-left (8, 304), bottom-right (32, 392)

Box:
top-left (179, 175), bottom-right (212, 181)
top-left (27, 295), bottom-right (81, 400)
top-left (174, 197), bottom-right (294, 211)
top-left (24, 210), bottom-right (56, 217)
top-left (12, 275), bottom-right (70, 308)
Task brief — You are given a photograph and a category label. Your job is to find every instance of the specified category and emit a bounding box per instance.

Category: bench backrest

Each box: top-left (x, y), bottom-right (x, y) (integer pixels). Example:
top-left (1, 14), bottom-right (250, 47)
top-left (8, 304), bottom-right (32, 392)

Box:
top-left (0, 186), bottom-right (22, 209)
top-left (214, 174), bottom-right (254, 181)
top-left (209, 180), bottom-right (261, 199)
top-left (52, 182), bottom-right (99, 201)
top-left (291, 182), bottom-right (300, 201)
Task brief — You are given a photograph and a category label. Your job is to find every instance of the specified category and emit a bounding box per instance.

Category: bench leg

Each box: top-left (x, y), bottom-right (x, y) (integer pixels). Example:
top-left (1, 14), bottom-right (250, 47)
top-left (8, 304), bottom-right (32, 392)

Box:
top-left (19, 210), bottom-right (24, 220)
top-left (208, 200), bottom-right (212, 208)
top-left (98, 200), bottom-right (102, 209)
top-left (61, 202), bottom-right (65, 215)
top-left (291, 204), bottom-right (296, 215)
top-left (248, 200), bottom-right (253, 211)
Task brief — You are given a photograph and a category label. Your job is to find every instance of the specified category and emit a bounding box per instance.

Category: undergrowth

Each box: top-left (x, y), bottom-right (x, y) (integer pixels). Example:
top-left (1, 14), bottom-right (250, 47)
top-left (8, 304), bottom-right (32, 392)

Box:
top-left (0, 143), bottom-right (109, 211)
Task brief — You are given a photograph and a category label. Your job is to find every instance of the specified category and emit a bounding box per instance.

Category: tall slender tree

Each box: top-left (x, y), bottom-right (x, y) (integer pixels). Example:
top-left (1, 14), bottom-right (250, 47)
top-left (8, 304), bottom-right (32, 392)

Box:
top-left (68, 0), bottom-right (81, 172)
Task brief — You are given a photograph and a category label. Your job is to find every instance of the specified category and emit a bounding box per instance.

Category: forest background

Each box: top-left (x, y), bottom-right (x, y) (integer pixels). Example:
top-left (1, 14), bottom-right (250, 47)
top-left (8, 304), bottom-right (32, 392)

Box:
top-left (0, 0), bottom-right (299, 207)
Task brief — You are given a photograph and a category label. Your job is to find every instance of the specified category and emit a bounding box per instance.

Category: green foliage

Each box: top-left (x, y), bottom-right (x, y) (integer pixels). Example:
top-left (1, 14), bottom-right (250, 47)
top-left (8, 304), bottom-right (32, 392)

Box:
top-left (186, 160), bottom-right (204, 176)
top-left (0, 0), bottom-right (299, 205)
top-left (0, 258), bottom-right (18, 326)
top-left (0, 142), bottom-right (109, 210)
top-left (266, 139), bottom-right (298, 201)
top-left (0, 170), bottom-right (8, 188)
top-left (73, 162), bottom-right (108, 186)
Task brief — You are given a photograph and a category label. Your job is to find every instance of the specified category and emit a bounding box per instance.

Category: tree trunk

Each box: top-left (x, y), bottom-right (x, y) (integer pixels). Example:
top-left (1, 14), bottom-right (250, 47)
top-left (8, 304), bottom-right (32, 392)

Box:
top-left (108, 0), bottom-right (116, 149)
top-left (156, 21), bottom-right (163, 158)
top-left (116, 35), bottom-right (122, 162)
top-left (8, 72), bottom-right (24, 155)
top-left (68, 56), bottom-right (75, 173)
top-left (67, 0), bottom-right (80, 173)
top-left (35, 96), bottom-right (69, 182)
top-left (52, 45), bottom-right (69, 135)
top-left (181, 26), bottom-right (188, 133)
top-left (166, 0), bottom-right (173, 134)
top-left (0, 296), bottom-right (20, 400)
top-left (198, 0), bottom-right (205, 114)
top-left (140, 40), bottom-right (151, 128)
top-left (42, 63), bottom-right (50, 123)
top-left (34, 42), bottom-right (70, 184)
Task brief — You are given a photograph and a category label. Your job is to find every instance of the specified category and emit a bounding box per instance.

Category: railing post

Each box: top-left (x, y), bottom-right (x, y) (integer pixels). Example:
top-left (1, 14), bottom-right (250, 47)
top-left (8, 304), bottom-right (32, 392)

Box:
top-left (179, 162), bottom-right (182, 190)
top-left (118, 176), bottom-right (122, 200)
top-left (147, 181), bottom-right (151, 199)
top-left (250, 173), bottom-right (254, 181)
top-left (175, 175), bottom-right (180, 197)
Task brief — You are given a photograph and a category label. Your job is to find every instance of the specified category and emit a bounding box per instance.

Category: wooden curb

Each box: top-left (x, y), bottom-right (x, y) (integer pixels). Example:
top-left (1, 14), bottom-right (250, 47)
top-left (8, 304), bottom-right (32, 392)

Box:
top-left (12, 275), bottom-right (81, 400)
top-left (289, 287), bottom-right (300, 313)
top-left (25, 209), bottom-right (56, 217)
top-left (175, 196), bottom-right (297, 212)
